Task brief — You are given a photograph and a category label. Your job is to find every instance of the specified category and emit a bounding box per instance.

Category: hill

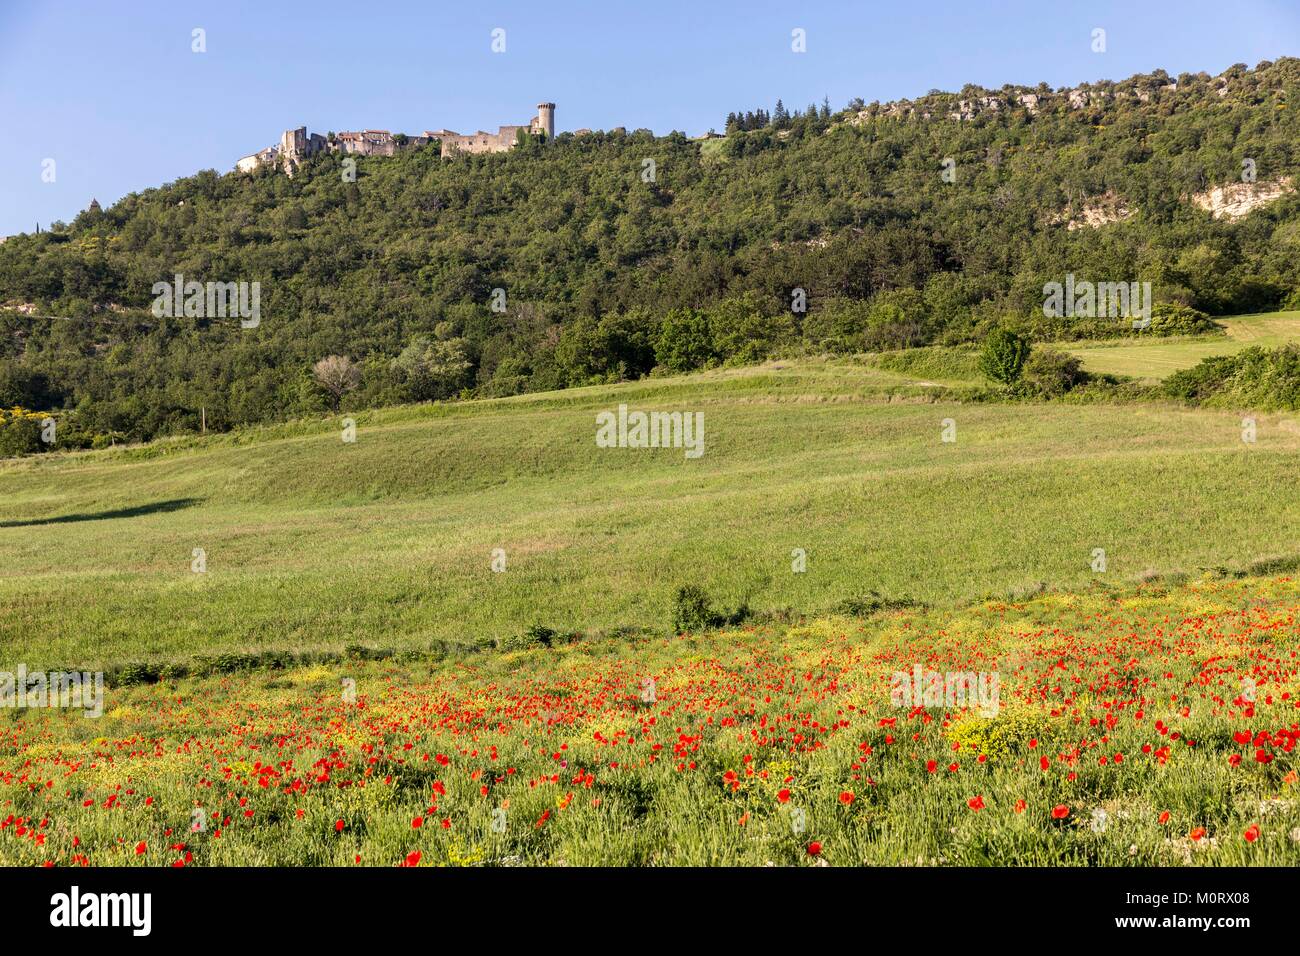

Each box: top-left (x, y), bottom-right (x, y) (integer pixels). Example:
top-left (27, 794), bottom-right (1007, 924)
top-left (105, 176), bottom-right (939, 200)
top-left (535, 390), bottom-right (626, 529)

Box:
top-left (6, 59), bottom-right (1300, 445)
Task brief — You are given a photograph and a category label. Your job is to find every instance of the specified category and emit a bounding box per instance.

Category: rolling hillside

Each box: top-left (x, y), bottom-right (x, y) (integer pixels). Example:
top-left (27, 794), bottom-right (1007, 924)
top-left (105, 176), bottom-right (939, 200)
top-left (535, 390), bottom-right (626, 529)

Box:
top-left (4, 359), bottom-right (1300, 670)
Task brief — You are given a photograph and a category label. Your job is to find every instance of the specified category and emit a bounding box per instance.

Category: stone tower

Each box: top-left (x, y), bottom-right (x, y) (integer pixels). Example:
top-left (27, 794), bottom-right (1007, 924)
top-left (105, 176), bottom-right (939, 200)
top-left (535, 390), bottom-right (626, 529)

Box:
top-left (536, 102), bottom-right (555, 142)
top-left (280, 127), bottom-right (307, 157)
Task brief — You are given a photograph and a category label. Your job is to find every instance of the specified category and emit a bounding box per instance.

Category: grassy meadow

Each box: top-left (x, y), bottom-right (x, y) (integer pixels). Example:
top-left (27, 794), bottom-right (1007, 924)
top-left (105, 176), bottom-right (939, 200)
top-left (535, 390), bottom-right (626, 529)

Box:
top-left (2, 356), bottom-right (1300, 866)
top-left (3, 357), bottom-right (1300, 668)
top-left (1065, 310), bottom-right (1300, 380)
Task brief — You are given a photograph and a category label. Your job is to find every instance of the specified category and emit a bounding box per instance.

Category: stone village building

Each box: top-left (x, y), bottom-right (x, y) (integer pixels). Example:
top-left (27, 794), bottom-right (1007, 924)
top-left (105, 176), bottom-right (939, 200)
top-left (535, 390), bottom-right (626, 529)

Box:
top-left (236, 102), bottom-right (556, 174)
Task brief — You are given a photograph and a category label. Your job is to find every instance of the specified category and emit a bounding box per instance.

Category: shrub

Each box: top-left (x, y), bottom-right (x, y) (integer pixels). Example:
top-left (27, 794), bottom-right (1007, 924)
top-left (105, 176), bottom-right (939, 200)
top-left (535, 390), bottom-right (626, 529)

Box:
top-left (1164, 345), bottom-right (1300, 409)
top-left (500, 624), bottom-right (561, 651)
top-left (1149, 304), bottom-right (1220, 336)
top-left (833, 593), bottom-right (921, 617)
top-left (113, 662), bottom-right (162, 687)
top-left (0, 407), bottom-right (49, 457)
top-left (525, 624), bottom-right (556, 647)
top-left (944, 706), bottom-right (1056, 761)
top-left (1021, 348), bottom-right (1090, 398)
top-left (978, 328), bottom-right (1031, 386)
top-left (1162, 353), bottom-right (1240, 401)
top-left (208, 653), bottom-right (261, 674)
top-left (671, 585), bottom-right (716, 632)
top-left (158, 662), bottom-right (189, 682)
top-left (670, 585), bottom-right (750, 633)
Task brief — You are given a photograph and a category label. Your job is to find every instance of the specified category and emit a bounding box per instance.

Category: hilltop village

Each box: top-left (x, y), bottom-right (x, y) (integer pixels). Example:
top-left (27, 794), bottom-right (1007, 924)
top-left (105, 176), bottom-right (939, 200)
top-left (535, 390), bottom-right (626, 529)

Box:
top-left (236, 101), bottom-right (558, 174)
top-left (232, 69), bottom-right (1244, 177)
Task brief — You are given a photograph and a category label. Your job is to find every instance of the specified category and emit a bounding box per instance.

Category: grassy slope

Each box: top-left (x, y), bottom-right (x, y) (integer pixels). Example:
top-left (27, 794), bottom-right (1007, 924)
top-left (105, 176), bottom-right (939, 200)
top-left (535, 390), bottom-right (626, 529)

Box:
top-left (4, 356), bottom-right (1300, 669)
top-left (1065, 311), bottom-right (1300, 380)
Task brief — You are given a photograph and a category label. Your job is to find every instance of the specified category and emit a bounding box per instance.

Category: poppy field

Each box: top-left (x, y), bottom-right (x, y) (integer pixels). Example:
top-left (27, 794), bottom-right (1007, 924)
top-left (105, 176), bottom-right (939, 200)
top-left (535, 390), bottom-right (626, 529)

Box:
top-left (2, 574), bottom-right (1297, 867)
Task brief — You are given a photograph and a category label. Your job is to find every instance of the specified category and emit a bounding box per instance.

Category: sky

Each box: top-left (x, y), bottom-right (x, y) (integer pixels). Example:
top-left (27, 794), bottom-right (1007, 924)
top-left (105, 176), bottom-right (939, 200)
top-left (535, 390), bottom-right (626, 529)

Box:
top-left (2, 0), bottom-right (1299, 236)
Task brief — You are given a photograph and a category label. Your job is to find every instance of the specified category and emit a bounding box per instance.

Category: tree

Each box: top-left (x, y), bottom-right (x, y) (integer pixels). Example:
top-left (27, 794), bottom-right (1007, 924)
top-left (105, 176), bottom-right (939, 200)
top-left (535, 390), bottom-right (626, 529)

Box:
top-left (655, 308), bottom-right (716, 372)
top-left (978, 329), bottom-right (1031, 386)
top-left (0, 361), bottom-right (55, 408)
top-left (710, 292), bottom-right (792, 365)
top-left (312, 355), bottom-right (361, 411)
top-left (392, 336), bottom-right (472, 401)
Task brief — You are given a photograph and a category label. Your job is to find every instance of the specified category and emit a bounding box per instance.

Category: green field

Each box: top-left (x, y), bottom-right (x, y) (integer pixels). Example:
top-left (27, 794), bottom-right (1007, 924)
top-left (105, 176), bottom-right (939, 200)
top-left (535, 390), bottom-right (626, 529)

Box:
top-left (1066, 310), bottom-right (1300, 380)
top-left (4, 357), bottom-right (1300, 671)
top-left (4, 357), bottom-right (1300, 868)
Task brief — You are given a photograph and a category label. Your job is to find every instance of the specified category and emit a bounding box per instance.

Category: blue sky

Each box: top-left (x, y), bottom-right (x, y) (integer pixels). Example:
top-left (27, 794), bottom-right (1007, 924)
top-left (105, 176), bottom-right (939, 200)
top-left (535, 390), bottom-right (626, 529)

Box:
top-left (2, 0), bottom-right (1299, 236)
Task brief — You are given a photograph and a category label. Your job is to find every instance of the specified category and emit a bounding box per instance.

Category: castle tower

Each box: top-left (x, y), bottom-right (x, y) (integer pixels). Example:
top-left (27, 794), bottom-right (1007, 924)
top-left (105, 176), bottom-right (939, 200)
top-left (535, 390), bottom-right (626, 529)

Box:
top-left (280, 127), bottom-right (307, 157)
top-left (536, 102), bottom-right (555, 142)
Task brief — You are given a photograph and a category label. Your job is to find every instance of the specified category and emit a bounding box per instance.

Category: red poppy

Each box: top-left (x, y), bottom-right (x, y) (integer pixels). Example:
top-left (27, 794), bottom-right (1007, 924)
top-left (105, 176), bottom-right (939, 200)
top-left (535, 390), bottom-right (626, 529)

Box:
top-left (967, 795), bottom-right (985, 811)
top-left (839, 791), bottom-right (854, 805)
top-left (1244, 825), bottom-right (1260, 843)
top-left (806, 841), bottom-right (822, 856)
top-left (1051, 805), bottom-right (1069, 819)
top-left (777, 788), bottom-right (791, 803)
